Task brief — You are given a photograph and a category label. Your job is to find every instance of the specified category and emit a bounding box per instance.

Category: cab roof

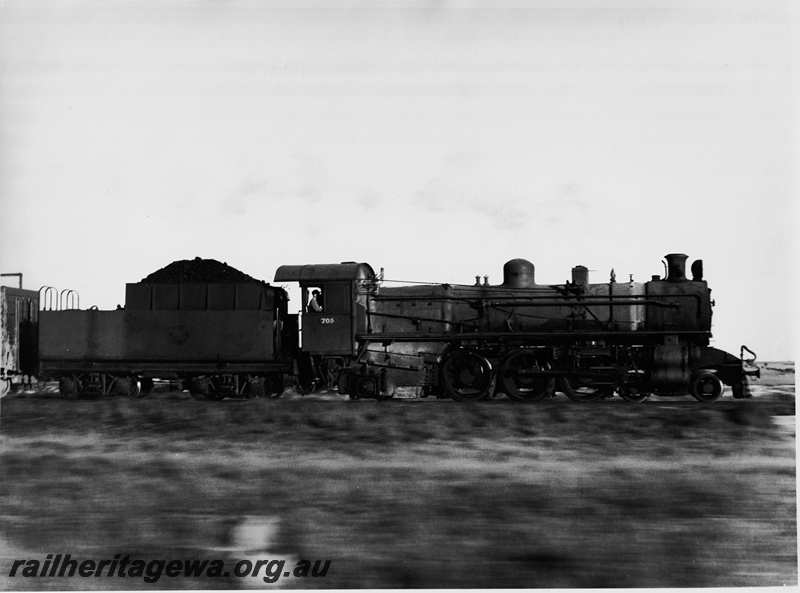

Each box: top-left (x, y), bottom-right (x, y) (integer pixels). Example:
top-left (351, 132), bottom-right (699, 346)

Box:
top-left (274, 262), bottom-right (375, 283)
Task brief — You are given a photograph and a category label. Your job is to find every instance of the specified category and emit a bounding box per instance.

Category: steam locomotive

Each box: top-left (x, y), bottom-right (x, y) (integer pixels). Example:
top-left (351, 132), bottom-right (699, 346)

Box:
top-left (4, 253), bottom-right (759, 402)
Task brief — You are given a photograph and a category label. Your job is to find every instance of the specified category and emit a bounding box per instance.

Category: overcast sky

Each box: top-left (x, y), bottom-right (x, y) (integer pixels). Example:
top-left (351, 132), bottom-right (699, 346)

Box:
top-left (1, 0), bottom-right (796, 360)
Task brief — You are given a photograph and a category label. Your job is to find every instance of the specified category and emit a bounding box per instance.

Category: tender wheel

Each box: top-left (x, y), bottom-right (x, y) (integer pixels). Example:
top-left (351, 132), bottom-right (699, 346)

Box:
top-left (128, 378), bottom-right (142, 399)
top-left (440, 350), bottom-right (493, 402)
top-left (207, 375), bottom-right (237, 400)
top-left (690, 371), bottom-right (723, 402)
top-left (245, 377), bottom-right (266, 398)
top-left (188, 376), bottom-right (212, 400)
top-left (58, 377), bottom-right (80, 398)
top-left (111, 376), bottom-right (141, 398)
top-left (79, 374), bottom-right (106, 399)
top-left (500, 349), bottom-right (552, 402)
top-left (139, 377), bottom-right (154, 398)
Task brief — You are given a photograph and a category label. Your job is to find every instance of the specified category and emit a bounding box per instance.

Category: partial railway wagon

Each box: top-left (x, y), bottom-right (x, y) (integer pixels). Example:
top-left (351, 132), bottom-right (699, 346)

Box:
top-left (35, 253), bottom-right (759, 402)
top-left (1, 284), bottom-right (39, 396)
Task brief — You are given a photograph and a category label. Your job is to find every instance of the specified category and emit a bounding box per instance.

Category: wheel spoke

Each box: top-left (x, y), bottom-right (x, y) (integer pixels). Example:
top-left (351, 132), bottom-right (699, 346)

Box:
top-left (188, 376), bottom-right (211, 400)
top-left (441, 350), bottom-right (493, 402)
top-left (619, 385), bottom-right (650, 402)
top-left (619, 370), bottom-right (650, 402)
top-left (500, 350), bottom-right (551, 402)
top-left (559, 356), bottom-right (614, 402)
top-left (690, 371), bottom-right (723, 402)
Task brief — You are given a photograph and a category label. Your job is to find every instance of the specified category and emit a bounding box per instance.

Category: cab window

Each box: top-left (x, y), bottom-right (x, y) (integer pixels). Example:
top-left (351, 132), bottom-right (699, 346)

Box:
top-left (319, 284), bottom-right (349, 314)
top-left (304, 284), bottom-right (349, 314)
top-left (305, 287), bottom-right (324, 312)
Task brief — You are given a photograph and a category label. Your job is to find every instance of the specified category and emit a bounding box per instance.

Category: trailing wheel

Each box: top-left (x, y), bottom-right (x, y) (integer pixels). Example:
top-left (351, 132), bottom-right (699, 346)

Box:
top-left (619, 370), bottom-right (650, 402)
top-left (296, 354), bottom-right (324, 394)
top-left (690, 371), bottom-right (723, 402)
top-left (619, 384), bottom-right (650, 403)
top-left (440, 350), bottom-right (493, 402)
top-left (112, 376), bottom-right (142, 398)
top-left (500, 349), bottom-right (552, 402)
top-left (337, 369), bottom-right (350, 395)
top-left (266, 373), bottom-right (284, 399)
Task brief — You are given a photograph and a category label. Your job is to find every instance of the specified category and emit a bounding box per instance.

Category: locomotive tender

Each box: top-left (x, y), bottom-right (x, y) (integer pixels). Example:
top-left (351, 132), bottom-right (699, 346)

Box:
top-left (28, 253), bottom-right (758, 402)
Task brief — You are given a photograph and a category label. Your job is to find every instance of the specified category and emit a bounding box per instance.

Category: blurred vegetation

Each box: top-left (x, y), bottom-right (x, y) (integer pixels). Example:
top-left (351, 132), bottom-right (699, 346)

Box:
top-left (0, 394), bottom-right (796, 589)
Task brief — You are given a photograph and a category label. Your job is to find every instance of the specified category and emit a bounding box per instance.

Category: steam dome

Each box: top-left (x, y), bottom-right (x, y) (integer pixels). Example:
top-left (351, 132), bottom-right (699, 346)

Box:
top-left (503, 259), bottom-right (536, 288)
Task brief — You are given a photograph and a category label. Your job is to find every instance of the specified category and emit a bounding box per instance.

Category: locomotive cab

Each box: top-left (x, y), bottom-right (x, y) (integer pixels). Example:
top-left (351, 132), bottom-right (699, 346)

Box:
top-left (275, 262), bottom-right (376, 394)
top-left (300, 282), bottom-right (353, 355)
top-left (275, 262), bottom-right (375, 357)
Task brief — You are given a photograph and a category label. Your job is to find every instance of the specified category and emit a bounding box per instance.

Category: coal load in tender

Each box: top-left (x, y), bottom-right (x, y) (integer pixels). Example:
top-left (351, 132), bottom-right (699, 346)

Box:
top-left (142, 257), bottom-right (263, 283)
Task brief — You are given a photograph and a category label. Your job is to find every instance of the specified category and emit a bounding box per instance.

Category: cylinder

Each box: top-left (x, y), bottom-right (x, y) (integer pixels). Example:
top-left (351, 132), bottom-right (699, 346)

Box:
top-left (664, 253), bottom-right (689, 283)
top-left (652, 343), bottom-right (690, 390)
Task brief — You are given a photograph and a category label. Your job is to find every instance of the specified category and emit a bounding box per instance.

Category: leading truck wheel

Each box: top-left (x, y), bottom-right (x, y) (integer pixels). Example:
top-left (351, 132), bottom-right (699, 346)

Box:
top-left (690, 371), bottom-right (723, 402)
top-left (440, 350), bottom-right (493, 402)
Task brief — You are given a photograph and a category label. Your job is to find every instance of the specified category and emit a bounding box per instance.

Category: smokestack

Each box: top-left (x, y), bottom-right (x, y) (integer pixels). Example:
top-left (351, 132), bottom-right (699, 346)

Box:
top-left (664, 253), bottom-right (689, 282)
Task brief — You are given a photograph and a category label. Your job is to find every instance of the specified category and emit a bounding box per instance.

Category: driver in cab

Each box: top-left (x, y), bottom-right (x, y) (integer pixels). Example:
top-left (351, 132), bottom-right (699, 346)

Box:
top-left (308, 289), bottom-right (323, 312)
